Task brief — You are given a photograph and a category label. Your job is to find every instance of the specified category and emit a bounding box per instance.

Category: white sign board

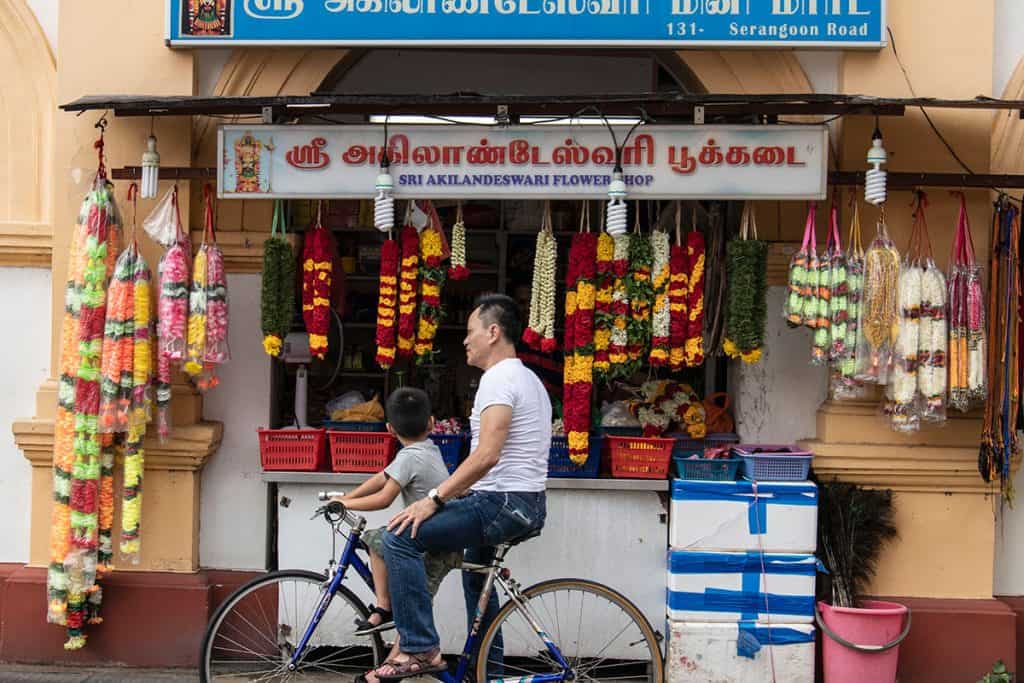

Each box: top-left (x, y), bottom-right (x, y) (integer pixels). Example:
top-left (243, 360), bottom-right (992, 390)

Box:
top-left (218, 124), bottom-right (828, 200)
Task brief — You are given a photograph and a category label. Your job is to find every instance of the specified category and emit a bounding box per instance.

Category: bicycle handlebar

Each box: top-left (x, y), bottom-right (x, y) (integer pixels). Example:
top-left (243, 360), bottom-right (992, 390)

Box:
top-left (315, 491), bottom-right (367, 529)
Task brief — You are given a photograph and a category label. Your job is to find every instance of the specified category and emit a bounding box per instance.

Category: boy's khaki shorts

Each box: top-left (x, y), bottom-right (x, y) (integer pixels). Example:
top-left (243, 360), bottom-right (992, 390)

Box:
top-left (362, 526), bottom-right (463, 595)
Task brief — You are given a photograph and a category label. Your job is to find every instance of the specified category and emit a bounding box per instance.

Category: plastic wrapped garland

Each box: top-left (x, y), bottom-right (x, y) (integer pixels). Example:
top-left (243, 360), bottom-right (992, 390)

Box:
top-left (856, 216), bottom-right (900, 384)
top-left (919, 262), bottom-right (948, 422)
top-left (785, 203), bottom-right (818, 328)
top-left (891, 258), bottom-right (922, 432)
top-left (811, 206), bottom-right (838, 366)
top-left (838, 200), bottom-right (866, 393)
top-left (722, 203), bottom-right (768, 364)
top-left (827, 204), bottom-right (850, 364)
top-left (203, 241), bottom-right (230, 366)
top-left (98, 247), bottom-right (136, 435)
top-left (948, 194), bottom-right (987, 412)
top-left (185, 245), bottom-right (209, 377)
top-left (260, 200), bottom-right (295, 358)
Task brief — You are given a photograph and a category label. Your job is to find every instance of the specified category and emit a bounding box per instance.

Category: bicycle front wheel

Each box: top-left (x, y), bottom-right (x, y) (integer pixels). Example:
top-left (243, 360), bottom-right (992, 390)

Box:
top-left (200, 569), bottom-right (385, 682)
top-left (475, 578), bottom-right (663, 683)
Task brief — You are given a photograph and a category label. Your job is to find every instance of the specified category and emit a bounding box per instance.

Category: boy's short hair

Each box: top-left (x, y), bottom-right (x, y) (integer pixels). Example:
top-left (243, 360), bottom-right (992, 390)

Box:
top-left (386, 387), bottom-right (432, 439)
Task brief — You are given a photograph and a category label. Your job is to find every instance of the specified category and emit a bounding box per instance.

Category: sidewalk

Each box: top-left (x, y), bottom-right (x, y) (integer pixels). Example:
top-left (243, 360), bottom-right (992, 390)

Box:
top-left (0, 665), bottom-right (199, 683)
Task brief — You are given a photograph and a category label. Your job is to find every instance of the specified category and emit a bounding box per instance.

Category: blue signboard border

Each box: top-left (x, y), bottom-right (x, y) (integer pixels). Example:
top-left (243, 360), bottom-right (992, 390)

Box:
top-left (166, 0), bottom-right (886, 49)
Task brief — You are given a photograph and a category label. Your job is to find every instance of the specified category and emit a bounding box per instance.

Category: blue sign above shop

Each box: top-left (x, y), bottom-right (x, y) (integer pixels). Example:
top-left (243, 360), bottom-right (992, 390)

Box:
top-left (167, 0), bottom-right (885, 48)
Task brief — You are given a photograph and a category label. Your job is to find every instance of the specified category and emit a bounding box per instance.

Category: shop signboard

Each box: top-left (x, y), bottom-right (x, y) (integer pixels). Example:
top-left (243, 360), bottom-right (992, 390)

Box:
top-left (218, 124), bottom-right (828, 200)
top-left (169, 0), bottom-right (885, 48)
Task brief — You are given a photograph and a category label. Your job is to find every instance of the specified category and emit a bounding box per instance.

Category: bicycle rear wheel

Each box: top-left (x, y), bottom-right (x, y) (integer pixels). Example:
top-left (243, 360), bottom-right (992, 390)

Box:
top-left (475, 578), bottom-right (663, 683)
top-left (200, 569), bottom-right (385, 682)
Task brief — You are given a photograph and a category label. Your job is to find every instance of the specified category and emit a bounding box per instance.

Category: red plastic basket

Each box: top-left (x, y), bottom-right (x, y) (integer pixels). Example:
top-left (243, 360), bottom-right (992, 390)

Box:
top-left (329, 431), bottom-right (398, 473)
top-left (258, 428), bottom-right (327, 472)
top-left (606, 436), bottom-right (674, 479)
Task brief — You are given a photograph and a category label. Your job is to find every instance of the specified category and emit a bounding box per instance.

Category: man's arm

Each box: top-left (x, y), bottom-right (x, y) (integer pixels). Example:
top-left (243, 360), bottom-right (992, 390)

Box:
top-left (438, 404), bottom-right (511, 500)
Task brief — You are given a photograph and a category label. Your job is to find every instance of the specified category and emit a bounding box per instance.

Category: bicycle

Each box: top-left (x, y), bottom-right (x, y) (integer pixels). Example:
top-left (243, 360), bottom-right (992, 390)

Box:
top-left (200, 491), bottom-right (664, 682)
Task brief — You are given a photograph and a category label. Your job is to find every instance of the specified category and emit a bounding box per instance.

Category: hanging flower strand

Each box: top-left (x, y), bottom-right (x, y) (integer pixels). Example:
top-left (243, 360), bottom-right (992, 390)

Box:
top-left (649, 227), bottom-right (671, 366)
top-left (302, 201), bottom-right (333, 360)
top-left (375, 235), bottom-right (399, 369)
top-left (448, 203), bottom-right (470, 281)
top-left (524, 202), bottom-right (559, 353)
top-left (397, 216), bottom-right (420, 359)
top-left (668, 203), bottom-right (689, 371)
top-left (415, 201), bottom-right (449, 363)
top-left (684, 209), bottom-right (706, 366)
top-left (593, 231), bottom-right (615, 380)
top-left (260, 199), bottom-right (296, 358)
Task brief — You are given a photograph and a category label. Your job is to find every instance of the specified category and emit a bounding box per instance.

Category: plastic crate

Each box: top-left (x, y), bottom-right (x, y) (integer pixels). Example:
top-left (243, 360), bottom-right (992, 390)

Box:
top-left (430, 432), bottom-right (467, 474)
top-left (669, 433), bottom-right (706, 459)
top-left (259, 428), bottom-right (327, 472)
top-left (329, 431), bottom-right (397, 473)
top-left (673, 456), bottom-right (742, 481)
top-left (323, 420), bottom-right (386, 432)
top-left (706, 432), bottom-right (741, 446)
top-left (549, 435), bottom-right (603, 478)
top-left (606, 436), bottom-right (674, 479)
top-left (733, 444), bottom-right (813, 482)
top-left (599, 425), bottom-right (644, 437)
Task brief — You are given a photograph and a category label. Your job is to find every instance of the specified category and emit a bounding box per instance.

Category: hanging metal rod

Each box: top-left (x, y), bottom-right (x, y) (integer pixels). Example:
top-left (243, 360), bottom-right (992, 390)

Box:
top-left (111, 166), bottom-right (217, 180)
top-left (829, 171), bottom-right (1024, 190)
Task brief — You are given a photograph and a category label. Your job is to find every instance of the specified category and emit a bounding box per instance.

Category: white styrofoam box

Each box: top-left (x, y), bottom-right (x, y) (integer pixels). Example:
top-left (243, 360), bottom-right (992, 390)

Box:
top-left (666, 550), bottom-right (817, 624)
top-left (667, 621), bottom-right (815, 683)
top-left (670, 479), bottom-right (818, 553)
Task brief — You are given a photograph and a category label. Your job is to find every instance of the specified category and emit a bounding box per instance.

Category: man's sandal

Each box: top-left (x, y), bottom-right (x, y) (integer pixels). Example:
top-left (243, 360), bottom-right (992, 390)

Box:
top-left (354, 606), bottom-right (395, 636)
top-left (374, 648), bottom-right (447, 681)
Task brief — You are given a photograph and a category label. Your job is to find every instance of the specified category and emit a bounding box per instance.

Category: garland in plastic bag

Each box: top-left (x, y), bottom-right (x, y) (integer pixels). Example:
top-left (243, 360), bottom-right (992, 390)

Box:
top-left (260, 200), bottom-right (295, 358)
top-left (949, 193), bottom-right (987, 412)
top-left (722, 203), bottom-right (767, 364)
top-left (856, 212), bottom-right (900, 384)
top-left (839, 198), bottom-right (865, 388)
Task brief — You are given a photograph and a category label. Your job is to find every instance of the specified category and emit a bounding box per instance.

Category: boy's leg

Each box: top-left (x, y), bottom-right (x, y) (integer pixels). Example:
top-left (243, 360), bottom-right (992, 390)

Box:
top-left (370, 549), bottom-right (391, 615)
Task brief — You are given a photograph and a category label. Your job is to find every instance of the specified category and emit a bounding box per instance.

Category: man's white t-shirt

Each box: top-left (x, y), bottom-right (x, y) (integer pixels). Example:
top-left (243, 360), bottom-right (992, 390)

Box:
top-left (470, 358), bottom-right (552, 493)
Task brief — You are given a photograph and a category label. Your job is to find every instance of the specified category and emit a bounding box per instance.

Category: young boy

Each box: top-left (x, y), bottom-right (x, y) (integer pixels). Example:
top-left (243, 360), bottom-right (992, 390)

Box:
top-left (332, 387), bottom-right (462, 636)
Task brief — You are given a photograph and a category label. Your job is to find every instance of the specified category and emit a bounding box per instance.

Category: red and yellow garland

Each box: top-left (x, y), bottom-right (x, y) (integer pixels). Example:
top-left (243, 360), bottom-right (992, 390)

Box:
top-left (593, 233), bottom-right (615, 381)
top-left (397, 224), bottom-right (420, 359)
top-left (375, 237), bottom-right (399, 369)
top-left (684, 230), bottom-right (706, 366)
top-left (415, 205), bottom-right (449, 363)
top-left (668, 232), bottom-right (689, 371)
top-left (563, 232), bottom-right (598, 464)
top-left (302, 212), bottom-right (333, 359)
top-left (608, 234), bottom-right (632, 375)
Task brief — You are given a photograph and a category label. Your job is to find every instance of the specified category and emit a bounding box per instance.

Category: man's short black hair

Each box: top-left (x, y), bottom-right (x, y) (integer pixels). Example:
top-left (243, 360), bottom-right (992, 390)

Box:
top-left (475, 293), bottom-right (523, 343)
top-left (386, 387), bottom-right (432, 438)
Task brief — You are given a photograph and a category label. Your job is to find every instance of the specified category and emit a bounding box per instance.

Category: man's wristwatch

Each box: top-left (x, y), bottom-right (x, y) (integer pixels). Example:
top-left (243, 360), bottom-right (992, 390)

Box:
top-left (428, 488), bottom-right (445, 509)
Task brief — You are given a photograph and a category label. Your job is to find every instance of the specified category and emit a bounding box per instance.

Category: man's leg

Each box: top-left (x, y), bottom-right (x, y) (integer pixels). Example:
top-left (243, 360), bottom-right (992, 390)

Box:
top-left (463, 545), bottom-right (503, 678)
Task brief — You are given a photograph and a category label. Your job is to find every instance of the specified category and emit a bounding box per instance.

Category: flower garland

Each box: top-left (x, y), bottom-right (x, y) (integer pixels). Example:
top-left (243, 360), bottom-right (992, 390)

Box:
top-left (64, 179), bottom-right (120, 651)
top-left (564, 231), bottom-right (598, 465)
top-left (684, 229), bottom-right (706, 366)
top-left (668, 218), bottom-right (689, 370)
top-left (260, 200), bottom-right (295, 358)
top-left (397, 223), bottom-right (420, 359)
top-left (856, 216), bottom-right (900, 383)
top-left (812, 207), bottom-right (837, 365)
top-left (185, 245), bottom-right (209, 377)
top-left (626, 232), bottom-right (653, 364)
top-left (827, 203), bottom-right (850, 363)
top-left (949, 193), bottom-right (987, 411)
top-left (375, 237), bottom-right (399, 369)
top-left (649, 230), bottom-right (671, 366)
top-left (593, 232), bottom-right (615, 381)
top-left (202, 237), bottom-right (230, 384)
top-left (302, 209), bottom-right (333, 360)
top-left (631, 381), bottom-right (705, 439)
top-left (891, 259), bottom-right (923, 432)
top-left (524, 211), bottom-right (559, 353)
top-left (920, 263), bottom-right (948, 420)
top-left (448, 207), bottom-right (470, 280)
top-left (608, 234), bottom-right (632, 375)
top-left (722, 203), bottom-right (767, 364)
top-left (99, 248), bottom-right (136, 436)
top-left (415, 208), bottom-right (449, 363)
top-left (840, 199), bottom-right (865, 386)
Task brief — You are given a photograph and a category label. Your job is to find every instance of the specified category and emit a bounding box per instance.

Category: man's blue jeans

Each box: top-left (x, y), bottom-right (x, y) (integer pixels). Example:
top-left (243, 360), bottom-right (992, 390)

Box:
top-left (381, 491), bottom-right (547, 654)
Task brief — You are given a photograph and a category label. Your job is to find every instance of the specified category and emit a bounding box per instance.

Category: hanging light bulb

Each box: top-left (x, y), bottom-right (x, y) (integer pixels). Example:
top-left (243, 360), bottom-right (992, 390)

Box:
top-left (141, 133), bottom-right (160, 199)
top-left (606, 167), bottom-right (628, 236)
top-left (374, 156), bottom-right (395, 233)
top-left (864, 126), bottom-right (887, 206)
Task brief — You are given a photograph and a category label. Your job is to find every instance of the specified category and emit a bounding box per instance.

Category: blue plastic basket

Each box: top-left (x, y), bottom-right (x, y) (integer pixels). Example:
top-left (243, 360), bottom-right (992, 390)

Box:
top-left (673, 456), bottom-right (742, 481)
top-left (430, 432), bottom-right (467, 474)
top-left (669, 434), bottom-right (706, 459)
top-left (549, 435), bottom-right (602, 478)
top-left (733, 444), bottom-right (813, 482)
top-left (324, 420), bottom-right (387, 433)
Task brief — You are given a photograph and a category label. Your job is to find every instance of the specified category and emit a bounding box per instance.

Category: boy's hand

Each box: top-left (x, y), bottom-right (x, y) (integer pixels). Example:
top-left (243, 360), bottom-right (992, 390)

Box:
top-left (388, 497), bottom-right (438, 538)
top-left (329, 493), bottom-right (345, 503)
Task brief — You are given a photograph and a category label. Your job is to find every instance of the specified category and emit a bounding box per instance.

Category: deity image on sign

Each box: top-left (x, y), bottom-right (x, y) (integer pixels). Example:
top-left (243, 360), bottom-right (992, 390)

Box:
top-left (182, 0), bottom-right (232, 36)
top-left (233, 133), bottom-right (264, 193)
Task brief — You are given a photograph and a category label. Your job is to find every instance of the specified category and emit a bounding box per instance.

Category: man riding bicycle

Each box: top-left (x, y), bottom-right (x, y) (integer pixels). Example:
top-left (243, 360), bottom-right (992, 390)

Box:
top-left (374, 294), bottom-right (552, 681)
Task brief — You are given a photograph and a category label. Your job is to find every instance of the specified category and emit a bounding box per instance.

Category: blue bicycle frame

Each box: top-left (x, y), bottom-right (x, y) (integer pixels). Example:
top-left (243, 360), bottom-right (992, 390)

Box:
top-left (289, 509), bottom-right (572, 683)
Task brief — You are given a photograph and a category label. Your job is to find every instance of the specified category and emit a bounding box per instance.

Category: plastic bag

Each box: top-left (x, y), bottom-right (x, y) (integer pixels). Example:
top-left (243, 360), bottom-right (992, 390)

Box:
top-left (890, 258), bottom-right (922, 432)
top-left (784, 203), bottom-right (815, 327)
top-left (948, 193), bottom-right (987, 412)
top-left (838, 198), bottom-right (865, 392)
top-left (600, 400), bottom-right (641, 428)
top-left (326, 390), bottom-right (366, 416)
top-left (143, 186), bottom-right (181, 248)
top-left (855, 216), bottom-right (900, 384)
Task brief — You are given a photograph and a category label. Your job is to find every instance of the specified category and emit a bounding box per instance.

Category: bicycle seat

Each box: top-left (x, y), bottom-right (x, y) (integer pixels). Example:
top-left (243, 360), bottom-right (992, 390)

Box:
top-left (506, 528), bottom-right (542, 546)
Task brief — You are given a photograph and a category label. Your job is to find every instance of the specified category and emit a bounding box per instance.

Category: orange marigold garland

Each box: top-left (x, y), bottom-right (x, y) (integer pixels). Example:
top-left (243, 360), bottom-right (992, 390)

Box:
top-left (415, 203), bottom-right (449, 363)
top-left (375, 237), bottom-right (399, 369)
top-left (593, 232), bottom-right (615, 381)
top-left (302, 205), bottom-right (333, 360)
top-left (684, 229), bottom-right (706, 366)
top-left (668, 209), bottom-right (690, 371)
top-left (397, 223), bottom-right (420, 359)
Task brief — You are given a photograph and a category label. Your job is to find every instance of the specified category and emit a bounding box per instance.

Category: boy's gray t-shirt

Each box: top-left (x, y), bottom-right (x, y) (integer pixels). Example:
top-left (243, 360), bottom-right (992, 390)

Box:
top-left (384, 439), bottom-right (449, 508)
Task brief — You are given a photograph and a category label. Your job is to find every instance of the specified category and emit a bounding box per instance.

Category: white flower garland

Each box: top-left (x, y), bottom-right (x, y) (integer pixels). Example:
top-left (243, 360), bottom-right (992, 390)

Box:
top-left (891, 263), bottom-right (922, 432)
top-left (610, 234), bottom-right (631, 353)
top-left (525, 226), bottom-right (558, 349)
top-left (918, 263), bottom-right (947, 420)
top-left (650, 230), bottom-right (671, 346)
top-left (451, 220), bottom-right (467, 270)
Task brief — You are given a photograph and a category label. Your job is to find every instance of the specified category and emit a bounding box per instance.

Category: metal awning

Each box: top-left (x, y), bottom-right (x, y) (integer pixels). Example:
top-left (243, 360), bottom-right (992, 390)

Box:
top-left (62, 92), bottom-right (1024, 119)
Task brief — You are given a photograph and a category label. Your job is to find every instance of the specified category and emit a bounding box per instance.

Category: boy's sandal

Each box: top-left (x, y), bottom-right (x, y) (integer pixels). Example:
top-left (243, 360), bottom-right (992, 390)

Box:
top-left (354, 606), bottom-right (395, 636)
top-left (374, 648), bottom-right (447, 681)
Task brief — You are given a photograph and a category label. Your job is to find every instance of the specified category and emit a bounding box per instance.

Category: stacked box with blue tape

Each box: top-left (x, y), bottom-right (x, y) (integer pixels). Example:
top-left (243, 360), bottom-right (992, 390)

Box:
top-left (666, 478), bottom-right (818, 682)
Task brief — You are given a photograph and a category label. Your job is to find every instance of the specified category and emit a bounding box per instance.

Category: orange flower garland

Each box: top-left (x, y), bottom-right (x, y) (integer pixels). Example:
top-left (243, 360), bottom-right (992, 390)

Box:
top-left (415, 209), bottom-right (449, 363)
top-left (302, 212), bottom-right (333, 359)
top-left (397, 224), bottom-right (420, 359)
top-left (564, 232), bottom-right (598, 465)
top-left (375, 237), bottom-right (399, 369)
top-left (684, 230), bottom-right (706, 366)
top-left (668, 215), bottom-right (689, 371)
top-left (593, 233), bottom-right (615, 381)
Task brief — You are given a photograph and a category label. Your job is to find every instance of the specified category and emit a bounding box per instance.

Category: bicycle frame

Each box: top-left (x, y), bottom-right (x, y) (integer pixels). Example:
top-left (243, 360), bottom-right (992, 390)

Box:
top-left (288, 515), bottom-right (573, 683)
